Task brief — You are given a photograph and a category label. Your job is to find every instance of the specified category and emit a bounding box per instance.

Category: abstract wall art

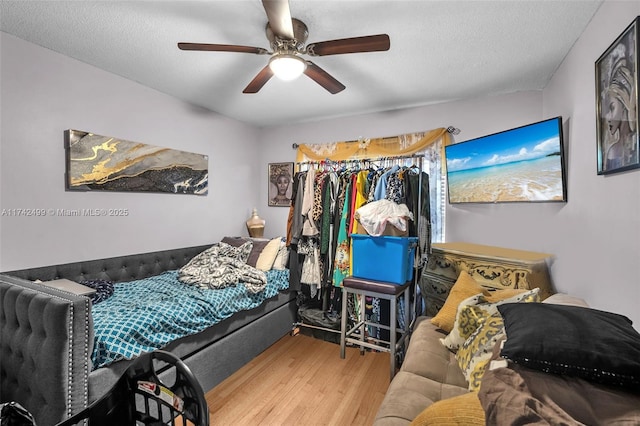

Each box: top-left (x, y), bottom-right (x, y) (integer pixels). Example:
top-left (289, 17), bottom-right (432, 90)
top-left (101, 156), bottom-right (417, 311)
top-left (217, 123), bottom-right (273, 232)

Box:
top-left (65, 130), bottom-right (208, 195)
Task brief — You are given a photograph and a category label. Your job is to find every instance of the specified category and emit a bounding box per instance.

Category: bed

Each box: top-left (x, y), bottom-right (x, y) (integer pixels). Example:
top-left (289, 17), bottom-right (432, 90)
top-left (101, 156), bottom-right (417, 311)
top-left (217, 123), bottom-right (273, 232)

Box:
top-left (0, 240), bottom-right (296, 426)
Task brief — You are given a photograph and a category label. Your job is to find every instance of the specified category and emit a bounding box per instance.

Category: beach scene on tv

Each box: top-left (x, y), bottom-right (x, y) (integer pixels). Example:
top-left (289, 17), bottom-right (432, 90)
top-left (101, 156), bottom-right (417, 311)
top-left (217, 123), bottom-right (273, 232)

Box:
top-left (445, 118), bottom-right (565, 203)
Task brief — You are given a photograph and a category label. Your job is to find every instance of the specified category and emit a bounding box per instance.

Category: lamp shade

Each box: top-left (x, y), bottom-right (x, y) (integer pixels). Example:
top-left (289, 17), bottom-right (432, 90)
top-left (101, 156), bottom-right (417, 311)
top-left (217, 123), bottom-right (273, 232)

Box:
top-left (269, 54), bottom-right (306, 81)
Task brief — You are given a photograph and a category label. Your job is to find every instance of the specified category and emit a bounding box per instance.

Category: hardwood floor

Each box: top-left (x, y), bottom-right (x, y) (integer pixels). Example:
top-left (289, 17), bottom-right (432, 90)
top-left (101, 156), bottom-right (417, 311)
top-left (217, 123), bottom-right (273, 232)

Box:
top-left (206, 333), bottom-right (390, 425)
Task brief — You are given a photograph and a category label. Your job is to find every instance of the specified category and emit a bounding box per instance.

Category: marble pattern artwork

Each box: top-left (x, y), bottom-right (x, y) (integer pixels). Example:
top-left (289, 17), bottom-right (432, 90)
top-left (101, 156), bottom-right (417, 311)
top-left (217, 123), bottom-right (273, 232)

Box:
top-left (65, 130), bottom-right (208, 195)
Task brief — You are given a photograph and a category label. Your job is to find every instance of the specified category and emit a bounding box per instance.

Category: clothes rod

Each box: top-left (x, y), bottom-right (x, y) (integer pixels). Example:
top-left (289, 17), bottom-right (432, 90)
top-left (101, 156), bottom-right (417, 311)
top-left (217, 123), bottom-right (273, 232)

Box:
top-left (297, 154), bottom-right (425, 163)
top-left (291, 126), bottom-right (460, 149)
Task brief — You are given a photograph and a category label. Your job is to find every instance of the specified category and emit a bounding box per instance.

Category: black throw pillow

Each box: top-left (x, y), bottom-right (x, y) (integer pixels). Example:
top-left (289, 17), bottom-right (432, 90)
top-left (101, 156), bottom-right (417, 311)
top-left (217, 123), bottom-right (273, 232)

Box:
top-left (498, 302), bottom-right (640, 390)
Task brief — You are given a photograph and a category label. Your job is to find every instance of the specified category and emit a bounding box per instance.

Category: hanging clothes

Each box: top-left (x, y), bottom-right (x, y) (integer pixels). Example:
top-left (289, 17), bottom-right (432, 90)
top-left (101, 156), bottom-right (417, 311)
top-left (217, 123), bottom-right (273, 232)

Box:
top-left (291, 157), bottom-right (430, 342)
top-left (332, 182), bottom-right (352, 288)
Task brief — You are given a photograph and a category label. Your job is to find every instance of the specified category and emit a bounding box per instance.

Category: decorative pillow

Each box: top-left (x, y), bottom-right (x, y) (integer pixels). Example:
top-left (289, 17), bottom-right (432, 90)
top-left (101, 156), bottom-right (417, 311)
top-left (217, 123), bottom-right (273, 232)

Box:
top-left (484, 287), bottom-right (529, 303)
top-left (455, 288), bottom-right (540, 391)
top-left (542, 293), bottom-right (589, 307)
top-left (79, 279), bottom-right (115, 304)
top-left (221, 236), bottom-right (267, 267)
top-left (442, 288), bottom-right (540, 352)
top-left (430, 271), bottom-right (489, 333)
top-left (272, 240), bottom-right (289, 270)
top-left (456, 311), bottom-right (506, 391)
top-left (246, 239), bottom-right (270, 267)
top-left (255, 237), bottom-right (282, 271)
top-left (409, 391), bottom-right (485, 426)
top-left (220, 236), bottom-right (247, 246)
top-left (498, 303), bottom-right (640, 390)
top-left (440, 293), bottom-right (484, 351)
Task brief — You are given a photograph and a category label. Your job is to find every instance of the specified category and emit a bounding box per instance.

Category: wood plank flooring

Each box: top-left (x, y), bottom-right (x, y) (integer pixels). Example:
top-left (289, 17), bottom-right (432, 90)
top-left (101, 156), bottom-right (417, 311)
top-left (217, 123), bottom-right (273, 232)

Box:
top-left (206, 333), bottom-right (390, 425)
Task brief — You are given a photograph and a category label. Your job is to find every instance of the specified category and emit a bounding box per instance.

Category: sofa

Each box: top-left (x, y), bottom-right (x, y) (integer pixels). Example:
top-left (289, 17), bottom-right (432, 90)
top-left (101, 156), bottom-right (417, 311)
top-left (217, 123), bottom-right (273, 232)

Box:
top-left (373, 272), bottom-right (640, 425)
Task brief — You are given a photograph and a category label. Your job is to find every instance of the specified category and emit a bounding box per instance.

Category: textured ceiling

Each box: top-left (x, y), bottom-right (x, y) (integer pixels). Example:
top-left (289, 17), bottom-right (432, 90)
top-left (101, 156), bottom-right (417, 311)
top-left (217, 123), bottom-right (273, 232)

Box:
top-left (0, 1), bottom-right (602, 127)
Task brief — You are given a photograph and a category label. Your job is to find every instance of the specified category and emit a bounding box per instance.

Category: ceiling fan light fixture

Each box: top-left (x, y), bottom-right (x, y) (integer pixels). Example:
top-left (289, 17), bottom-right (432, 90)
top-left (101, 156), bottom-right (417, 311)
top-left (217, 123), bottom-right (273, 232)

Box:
top-left (269, 53), bottom-right (306, 81)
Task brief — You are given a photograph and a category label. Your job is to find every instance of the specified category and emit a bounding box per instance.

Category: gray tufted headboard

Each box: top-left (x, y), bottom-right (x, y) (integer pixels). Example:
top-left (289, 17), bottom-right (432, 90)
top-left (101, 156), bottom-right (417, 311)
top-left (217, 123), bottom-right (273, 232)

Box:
top-left (0, 244), bottom-right (213, 426)
top-left (0, 274), bottom-right (92, 425)
top-left (4, 244), bottom-right (211, 283)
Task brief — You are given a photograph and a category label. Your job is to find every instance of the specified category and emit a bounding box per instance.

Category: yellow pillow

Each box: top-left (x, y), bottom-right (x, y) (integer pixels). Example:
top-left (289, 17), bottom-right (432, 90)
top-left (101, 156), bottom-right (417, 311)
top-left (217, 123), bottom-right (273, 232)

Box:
top-left (430, 271), bottom-right (488, 333)
top-left (410, 392), bottom-right (485, 426)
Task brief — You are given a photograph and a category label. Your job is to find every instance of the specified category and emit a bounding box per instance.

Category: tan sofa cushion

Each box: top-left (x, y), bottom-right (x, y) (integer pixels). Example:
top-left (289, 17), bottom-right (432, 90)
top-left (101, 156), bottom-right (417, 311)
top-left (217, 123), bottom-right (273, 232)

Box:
top-left (374, 317), bottom-right (469, 426)
top-left (402, 318), bottom-right (468, 388)
top-left (374, 371), bottom-right (469, 425)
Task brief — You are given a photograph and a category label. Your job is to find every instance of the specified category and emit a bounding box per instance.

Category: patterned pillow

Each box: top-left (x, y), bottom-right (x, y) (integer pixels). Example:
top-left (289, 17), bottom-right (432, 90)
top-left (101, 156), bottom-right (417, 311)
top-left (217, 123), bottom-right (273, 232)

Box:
top-left (443, 288), bottom-right (540, 352)
top-left (79, 279), bottom-right (114, 304)
top-left (455, 288), bottom-right (541, 391)
top-left (440, 293), bottom-right (484, 351)
top-left (456, 311), bottom-right (506, 391)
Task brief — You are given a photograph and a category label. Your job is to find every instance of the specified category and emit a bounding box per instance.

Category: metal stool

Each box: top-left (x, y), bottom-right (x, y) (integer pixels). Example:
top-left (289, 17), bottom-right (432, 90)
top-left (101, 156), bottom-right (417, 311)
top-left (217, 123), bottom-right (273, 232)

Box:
top-left (340, 276), bottom-right (411, 380)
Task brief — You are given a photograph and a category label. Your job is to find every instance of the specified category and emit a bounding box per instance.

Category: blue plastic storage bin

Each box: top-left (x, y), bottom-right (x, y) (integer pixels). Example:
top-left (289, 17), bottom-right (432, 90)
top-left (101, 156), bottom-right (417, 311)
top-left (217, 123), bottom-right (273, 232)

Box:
top-left (350, 235), bottom-right (418, 284)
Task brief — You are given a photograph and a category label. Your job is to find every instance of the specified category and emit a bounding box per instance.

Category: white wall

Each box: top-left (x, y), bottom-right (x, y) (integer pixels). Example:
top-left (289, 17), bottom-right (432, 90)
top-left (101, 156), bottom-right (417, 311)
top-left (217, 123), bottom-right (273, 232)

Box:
top-left (259, 1), bottom-right (640, 329)
top-left (0, 33), bottom-right (261, 270)
top-left (540, 0), bottom-right (640, 325)
top-left (258, 91), bottom-right (543, 236)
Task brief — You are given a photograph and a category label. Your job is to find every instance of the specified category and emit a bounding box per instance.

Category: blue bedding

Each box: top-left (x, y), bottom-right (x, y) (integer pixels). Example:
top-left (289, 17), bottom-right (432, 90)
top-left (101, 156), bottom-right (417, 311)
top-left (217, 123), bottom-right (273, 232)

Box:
top-left (91, 269), bottom-right (289, 369)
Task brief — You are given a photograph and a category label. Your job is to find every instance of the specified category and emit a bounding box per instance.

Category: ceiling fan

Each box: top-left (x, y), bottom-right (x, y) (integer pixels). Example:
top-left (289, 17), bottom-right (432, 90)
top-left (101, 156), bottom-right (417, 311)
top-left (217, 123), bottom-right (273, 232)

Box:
top-left (177, 0), bottom-right (390, 94)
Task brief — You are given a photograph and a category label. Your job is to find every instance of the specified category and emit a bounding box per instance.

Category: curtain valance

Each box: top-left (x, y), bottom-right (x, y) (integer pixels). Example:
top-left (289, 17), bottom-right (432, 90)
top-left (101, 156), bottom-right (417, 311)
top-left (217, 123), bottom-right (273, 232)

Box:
top-left (295, 127), bottom-right (452, 163)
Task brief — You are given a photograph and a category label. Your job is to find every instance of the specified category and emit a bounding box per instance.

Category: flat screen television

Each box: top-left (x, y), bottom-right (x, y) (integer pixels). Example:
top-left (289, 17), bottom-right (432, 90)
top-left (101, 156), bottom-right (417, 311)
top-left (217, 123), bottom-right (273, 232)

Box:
top-left (445, 117), bottom-right (567, 204)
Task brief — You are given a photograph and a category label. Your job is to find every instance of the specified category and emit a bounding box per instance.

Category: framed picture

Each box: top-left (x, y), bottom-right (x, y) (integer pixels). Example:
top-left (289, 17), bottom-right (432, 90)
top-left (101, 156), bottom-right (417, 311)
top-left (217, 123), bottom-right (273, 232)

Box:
top-left (595, 16), bottom-right (639, 175)
top-left (268, 162), bottom-right (294, 207)
top-left (65, 130), bottom-right (208, 194)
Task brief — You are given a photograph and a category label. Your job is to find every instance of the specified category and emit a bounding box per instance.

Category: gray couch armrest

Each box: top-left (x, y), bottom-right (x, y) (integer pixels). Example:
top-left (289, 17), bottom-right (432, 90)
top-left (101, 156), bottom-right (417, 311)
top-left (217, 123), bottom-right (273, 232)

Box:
top-left (0, 274), bottom-right (92, 426)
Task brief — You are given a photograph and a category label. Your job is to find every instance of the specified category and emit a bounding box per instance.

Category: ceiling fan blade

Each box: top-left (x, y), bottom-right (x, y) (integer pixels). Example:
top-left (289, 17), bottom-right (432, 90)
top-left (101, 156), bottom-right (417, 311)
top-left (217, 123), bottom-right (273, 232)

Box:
top-left (178, 42), bottom-right (268, 55)
top-left (306, 34), bottom-right (390, 56)
top-left (262, 0), bottom-right (294, 40)
top-left (243, 65), bottom-right (274, 94)
top-left (304, 61), bottom-right (345, 94)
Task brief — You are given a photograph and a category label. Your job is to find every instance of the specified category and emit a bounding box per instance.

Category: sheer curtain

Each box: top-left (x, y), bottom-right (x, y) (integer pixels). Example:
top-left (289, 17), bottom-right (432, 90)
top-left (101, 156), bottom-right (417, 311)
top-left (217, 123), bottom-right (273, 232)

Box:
top-left (422, 139), bottom-right (446, 243)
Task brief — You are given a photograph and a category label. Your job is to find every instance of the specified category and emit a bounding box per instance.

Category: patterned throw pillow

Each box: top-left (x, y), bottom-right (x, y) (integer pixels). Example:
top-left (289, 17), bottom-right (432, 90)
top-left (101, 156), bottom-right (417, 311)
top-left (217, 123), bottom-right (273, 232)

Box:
top-left (456, 311), bottom-right (506, 391)
top-left (455, 288), bottom-right (541, 391)
top-left (440, 293), bottom-right (484, 351)
top-left (79, 279), bottom-right (114, 304)
top-left (442, 288), bottom-right (540, 352)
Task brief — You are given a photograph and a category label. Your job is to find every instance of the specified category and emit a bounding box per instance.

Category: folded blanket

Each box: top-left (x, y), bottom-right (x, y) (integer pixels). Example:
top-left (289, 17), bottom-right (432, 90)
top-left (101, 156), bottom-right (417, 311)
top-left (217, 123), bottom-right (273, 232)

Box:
top-left (479, 338), bottom-right (640, 425)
